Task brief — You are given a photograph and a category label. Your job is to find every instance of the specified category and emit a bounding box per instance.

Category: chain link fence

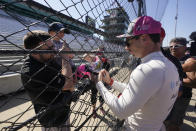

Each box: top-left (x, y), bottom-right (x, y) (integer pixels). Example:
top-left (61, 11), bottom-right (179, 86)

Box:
top-left (0, 0), bottom-right (145, 130)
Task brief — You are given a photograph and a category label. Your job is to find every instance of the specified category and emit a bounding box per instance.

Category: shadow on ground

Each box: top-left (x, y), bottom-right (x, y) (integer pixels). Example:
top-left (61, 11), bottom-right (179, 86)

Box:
top-left (0, 91), bottom-right (30, 112)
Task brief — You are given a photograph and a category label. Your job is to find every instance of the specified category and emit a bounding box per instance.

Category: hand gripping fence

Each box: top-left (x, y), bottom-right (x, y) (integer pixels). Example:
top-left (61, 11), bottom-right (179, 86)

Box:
top-left (0, 0), bottom-right (145, 130)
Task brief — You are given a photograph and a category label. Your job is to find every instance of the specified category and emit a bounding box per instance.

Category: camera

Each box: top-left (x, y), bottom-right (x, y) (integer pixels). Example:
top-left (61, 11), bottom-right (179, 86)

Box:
top-left (189, 40), bottom-right (196, 56)
top-left (189, 31), bottom-right (196, 56)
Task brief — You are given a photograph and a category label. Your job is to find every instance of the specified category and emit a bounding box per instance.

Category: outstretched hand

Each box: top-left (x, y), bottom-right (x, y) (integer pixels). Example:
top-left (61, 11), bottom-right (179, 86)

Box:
top-left (60, 42), bottom-right (74, 59)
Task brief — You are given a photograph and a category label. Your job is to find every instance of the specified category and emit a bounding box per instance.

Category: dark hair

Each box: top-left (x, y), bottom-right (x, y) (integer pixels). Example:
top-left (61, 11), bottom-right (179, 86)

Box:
top-left (189, 32), bottom-right (196, 56)
top-left (23, 30), bottom-right (51, 49)
top-left (189, 31), bottom-right (196, 40)
top-left (170, 37), bottom-right (187, 46)
top-left (149, 34), bottom-right (160, 43)
top-left (149, 34), bottom-right (183, 81)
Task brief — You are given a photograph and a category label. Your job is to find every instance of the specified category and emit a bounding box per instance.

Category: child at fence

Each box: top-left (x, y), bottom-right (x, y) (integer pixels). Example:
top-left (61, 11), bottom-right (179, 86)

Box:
top-left (48, 22), bottom-right (76, 72)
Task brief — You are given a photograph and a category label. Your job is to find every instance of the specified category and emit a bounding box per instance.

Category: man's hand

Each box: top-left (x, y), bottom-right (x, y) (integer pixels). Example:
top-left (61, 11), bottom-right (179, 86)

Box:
top-left (59, 43), bottom-right (69, 60)
top-left (98, 69), bottom-right (111, 84)
top-left (60, 42), bottom-right (74, 60)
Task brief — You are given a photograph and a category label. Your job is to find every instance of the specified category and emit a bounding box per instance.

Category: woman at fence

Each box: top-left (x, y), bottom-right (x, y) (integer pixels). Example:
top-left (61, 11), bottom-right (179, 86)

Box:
top-left (96, 16), bottom-right (181, 131)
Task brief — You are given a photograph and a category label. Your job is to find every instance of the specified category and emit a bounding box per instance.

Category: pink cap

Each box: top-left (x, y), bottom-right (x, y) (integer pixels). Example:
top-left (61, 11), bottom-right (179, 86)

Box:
top-left (117, 16), bottom-right (161, 38)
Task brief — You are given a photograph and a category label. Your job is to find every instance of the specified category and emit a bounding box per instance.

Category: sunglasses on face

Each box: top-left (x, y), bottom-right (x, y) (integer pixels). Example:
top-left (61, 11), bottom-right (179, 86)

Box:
top-left (125, 36), bottom-right (139, 47)
top-left (40, 45), bottom-right (54, 51)
top-left (47, 45), bottom-right (54, 50)
top-left (169, 44), bottom-right (185, 49)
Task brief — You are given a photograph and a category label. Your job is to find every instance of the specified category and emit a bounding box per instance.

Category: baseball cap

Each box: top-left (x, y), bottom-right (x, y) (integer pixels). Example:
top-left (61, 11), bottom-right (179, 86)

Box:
top-left (48, 22), bottom-right (70, 34)
top-left (117, 16), bottom-right (161, 38)
top-left (75, 64), bottom-right (91, 79)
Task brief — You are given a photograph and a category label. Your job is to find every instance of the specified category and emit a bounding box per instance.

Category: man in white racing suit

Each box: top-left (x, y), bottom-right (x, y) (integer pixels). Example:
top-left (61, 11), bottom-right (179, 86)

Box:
top-left (96, 16), bottom-right (181, 131)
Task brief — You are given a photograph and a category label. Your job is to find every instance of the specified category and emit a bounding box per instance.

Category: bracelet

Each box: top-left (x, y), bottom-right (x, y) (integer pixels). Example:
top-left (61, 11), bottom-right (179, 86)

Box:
top-left (109, 79), bottom-right (114, 86)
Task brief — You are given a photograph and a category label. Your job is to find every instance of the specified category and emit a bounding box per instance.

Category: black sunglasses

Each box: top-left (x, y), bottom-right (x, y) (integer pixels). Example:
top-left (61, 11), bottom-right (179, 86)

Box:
top-left (47, 45), bottom-right (54, 50)
top-left (40, 45), bottom-right (54, 51)
top-left (125, 35), bottom-right (140, 47)
top-left (169, 44), bottom-right (185, 49)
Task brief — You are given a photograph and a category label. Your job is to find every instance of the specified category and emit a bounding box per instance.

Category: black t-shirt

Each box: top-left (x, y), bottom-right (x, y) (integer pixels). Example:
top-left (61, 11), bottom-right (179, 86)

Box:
top-left (21, 56), bottom-right (72, 127)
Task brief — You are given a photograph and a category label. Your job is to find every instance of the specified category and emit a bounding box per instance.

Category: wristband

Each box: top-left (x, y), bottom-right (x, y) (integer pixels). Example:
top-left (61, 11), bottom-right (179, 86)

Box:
top-left (109, 79), bottom-right (114, 86)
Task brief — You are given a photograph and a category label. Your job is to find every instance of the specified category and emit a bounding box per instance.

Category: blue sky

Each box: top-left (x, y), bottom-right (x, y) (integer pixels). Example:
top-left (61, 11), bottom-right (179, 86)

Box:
top-left (35, 0), bottom-right (196, 47)
top-left (147, 0), bottom-right (196, 47)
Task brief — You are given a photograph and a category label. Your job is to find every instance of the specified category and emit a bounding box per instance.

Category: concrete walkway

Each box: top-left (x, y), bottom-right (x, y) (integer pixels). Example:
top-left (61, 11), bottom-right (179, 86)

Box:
top-left (0, 91), bottom-right (113, 131)
top-left (181, 89), bottom-right (196, 131)
top-left (0, 67), bottom-right (195, 130)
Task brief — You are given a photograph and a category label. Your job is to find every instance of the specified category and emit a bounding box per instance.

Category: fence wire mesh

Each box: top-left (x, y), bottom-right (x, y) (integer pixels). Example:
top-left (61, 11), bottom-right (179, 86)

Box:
top-left (0, 0), bottom-right (145, 130)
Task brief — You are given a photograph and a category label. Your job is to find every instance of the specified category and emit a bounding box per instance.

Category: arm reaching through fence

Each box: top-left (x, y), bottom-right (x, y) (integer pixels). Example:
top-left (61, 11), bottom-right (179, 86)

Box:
top-left (60, 43), bottom-right (74, 92)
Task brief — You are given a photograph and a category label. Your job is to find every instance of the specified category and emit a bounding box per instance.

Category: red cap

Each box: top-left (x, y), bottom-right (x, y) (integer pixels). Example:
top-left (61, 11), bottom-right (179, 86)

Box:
top-left (160, 27), bottom-right (166, 40)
